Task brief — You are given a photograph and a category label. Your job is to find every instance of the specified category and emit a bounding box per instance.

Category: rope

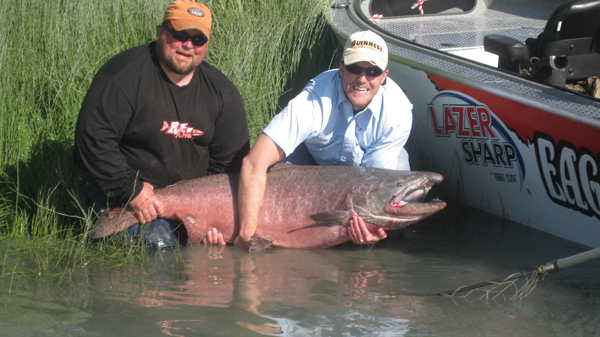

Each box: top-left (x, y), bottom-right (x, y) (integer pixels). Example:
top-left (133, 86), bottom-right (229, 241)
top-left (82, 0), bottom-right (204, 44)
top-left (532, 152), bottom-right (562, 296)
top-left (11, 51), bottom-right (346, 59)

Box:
top-left (511, 265), bottom-right (548, 300)
top-left (430, 247), bottom-right (599, 302)
top-left (369, 14), bottom-right (383, 24)
top-left (411, 0), bottom-right (428, 14)
top-left (437, 264), bottom-right (550, 302)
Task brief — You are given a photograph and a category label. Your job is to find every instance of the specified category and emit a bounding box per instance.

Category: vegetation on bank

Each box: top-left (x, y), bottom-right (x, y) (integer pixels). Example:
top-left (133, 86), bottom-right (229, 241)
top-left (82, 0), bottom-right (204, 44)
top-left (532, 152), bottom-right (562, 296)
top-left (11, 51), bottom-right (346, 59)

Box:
top-left (0, 0), bottom-right (340, 265)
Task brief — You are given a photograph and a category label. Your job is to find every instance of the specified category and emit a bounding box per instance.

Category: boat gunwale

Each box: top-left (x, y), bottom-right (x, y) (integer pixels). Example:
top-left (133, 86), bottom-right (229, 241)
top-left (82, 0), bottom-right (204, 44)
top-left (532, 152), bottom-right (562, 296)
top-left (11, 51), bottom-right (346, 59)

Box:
top-left (329, 0), bottom-right (600, 128)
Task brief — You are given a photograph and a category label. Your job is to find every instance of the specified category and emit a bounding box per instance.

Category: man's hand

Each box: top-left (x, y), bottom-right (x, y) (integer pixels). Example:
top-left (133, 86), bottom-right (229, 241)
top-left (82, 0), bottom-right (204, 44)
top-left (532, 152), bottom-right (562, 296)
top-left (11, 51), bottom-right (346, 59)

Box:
top-left (129, 182), bottom-right (162, 224)
top-left (348, 214), bottom-right (387, 244)
top-left (202, 228), bottom-right (226, 245)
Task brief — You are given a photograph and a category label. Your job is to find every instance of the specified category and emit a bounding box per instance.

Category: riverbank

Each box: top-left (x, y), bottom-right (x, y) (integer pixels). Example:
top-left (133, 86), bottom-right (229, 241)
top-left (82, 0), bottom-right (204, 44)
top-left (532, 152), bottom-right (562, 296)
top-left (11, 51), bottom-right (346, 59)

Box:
top-left (0, 0), bottom-right (339, 265)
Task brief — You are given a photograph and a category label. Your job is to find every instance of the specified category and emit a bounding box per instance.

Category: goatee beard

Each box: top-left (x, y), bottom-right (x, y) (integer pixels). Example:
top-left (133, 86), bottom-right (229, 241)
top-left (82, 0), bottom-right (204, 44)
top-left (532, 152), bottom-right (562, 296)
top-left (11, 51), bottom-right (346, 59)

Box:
top-left (163, 56), bottom-right (195, 75)
top-left (156, 39), bottom-right (196, 75)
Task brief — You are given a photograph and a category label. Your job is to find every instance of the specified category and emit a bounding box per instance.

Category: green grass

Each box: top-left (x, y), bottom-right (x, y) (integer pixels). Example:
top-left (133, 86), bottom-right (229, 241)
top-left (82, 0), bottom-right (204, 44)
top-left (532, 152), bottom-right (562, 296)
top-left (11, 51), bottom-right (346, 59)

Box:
top-left (0, 0), bottom-right (341, 269)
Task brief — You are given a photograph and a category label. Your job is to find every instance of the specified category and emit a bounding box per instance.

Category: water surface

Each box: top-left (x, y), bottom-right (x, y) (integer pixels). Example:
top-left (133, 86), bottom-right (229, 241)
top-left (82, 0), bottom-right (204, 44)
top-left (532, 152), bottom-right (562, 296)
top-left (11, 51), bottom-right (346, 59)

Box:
top-left (3, 205), bottom-right (599, 336)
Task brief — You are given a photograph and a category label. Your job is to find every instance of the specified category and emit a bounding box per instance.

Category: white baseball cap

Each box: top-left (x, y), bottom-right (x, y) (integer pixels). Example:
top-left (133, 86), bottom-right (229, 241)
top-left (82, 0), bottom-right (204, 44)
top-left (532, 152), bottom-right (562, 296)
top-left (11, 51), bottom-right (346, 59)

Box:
top-left (343, 30), bottom-right (388, 71)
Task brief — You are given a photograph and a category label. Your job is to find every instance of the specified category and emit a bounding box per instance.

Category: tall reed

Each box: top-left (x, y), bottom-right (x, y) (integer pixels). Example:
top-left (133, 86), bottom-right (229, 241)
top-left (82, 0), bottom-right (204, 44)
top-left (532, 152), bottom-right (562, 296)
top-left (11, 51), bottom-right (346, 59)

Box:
top-left (0, 0), bottom-right (340, 254)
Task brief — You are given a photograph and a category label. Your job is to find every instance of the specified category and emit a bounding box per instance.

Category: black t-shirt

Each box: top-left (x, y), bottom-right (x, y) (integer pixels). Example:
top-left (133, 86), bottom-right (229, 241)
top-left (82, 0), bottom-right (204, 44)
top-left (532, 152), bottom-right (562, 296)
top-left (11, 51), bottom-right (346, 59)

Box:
top-left (75, 42), bottom-right (249, 205)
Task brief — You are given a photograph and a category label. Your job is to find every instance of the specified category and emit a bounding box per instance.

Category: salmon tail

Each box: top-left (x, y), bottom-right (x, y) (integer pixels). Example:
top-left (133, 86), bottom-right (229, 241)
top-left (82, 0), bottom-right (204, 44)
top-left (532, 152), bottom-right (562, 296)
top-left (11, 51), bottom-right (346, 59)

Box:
top-left (249, 233), bottom-right (275, 253)
top-left (92, 208), bottom-right (138, 239)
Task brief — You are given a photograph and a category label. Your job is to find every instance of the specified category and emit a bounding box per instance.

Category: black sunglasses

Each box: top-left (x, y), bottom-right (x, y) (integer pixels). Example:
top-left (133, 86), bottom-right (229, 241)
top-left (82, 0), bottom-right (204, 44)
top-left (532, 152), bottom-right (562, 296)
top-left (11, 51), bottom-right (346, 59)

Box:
top-left (163, 25), bottom-right (208, 47)
top-left (344, 63), bottom-right (384, 77)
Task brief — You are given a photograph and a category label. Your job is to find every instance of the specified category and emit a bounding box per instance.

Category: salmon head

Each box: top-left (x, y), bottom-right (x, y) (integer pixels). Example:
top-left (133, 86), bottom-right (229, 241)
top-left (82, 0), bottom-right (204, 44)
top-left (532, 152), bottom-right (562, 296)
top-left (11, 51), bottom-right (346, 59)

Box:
top-left (351, 170), bottom-right (446, 229)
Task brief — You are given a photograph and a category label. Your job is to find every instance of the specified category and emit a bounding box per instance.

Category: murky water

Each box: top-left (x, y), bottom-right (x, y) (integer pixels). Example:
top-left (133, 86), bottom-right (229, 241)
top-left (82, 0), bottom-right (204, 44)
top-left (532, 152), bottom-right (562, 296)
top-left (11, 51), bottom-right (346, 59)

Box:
top-left (2, 205), bottom-right (600, 336)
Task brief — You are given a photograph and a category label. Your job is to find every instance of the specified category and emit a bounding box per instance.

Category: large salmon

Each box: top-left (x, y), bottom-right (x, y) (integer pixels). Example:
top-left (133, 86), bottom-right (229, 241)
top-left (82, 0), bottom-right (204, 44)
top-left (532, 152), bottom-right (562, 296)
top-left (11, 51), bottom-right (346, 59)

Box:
top-left (92, 164), bottom-right (446, 252)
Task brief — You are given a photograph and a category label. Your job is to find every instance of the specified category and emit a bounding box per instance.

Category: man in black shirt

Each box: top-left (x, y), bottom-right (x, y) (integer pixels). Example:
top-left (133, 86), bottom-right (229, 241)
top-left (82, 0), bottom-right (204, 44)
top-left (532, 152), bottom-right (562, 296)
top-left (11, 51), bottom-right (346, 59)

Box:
top-left (75, 0), bottom-right (249, 249)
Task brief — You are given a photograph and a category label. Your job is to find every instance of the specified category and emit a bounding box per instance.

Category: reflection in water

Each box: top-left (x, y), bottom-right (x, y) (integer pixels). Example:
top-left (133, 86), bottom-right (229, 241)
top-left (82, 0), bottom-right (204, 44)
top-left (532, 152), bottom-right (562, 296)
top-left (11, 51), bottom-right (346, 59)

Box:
top-left (96, 245), bottom-right (414, 336)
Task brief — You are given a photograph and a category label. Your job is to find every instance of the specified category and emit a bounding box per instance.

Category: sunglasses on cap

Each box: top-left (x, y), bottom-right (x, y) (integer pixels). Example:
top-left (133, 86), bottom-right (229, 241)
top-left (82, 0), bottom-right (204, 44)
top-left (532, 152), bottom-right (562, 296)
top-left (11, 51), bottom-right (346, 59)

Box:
top-left (163, 25), bottom-right (208, 47)
top-left (344, 63), bottom-right (384, 77)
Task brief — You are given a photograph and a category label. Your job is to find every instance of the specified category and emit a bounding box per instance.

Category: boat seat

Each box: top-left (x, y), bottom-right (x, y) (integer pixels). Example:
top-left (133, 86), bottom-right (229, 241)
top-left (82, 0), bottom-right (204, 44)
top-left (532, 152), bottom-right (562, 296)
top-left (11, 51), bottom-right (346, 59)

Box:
top-left (484, 0), bottom-right (600, 87)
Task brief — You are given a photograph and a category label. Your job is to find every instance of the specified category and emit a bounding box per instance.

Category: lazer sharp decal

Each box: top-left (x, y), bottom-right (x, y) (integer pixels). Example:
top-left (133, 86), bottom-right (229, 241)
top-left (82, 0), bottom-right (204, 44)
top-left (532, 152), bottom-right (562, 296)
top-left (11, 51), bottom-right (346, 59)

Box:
top-left (428, 91), bottom-right (525, 188)
top-left (427, 90), bottom-right (600, 220)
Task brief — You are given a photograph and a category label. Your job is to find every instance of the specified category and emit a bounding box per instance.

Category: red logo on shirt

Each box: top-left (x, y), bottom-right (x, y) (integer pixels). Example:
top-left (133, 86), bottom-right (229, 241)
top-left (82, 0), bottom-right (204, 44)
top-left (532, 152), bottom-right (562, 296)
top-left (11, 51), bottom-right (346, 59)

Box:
top-left (160, 121), bottom-right (204, 139)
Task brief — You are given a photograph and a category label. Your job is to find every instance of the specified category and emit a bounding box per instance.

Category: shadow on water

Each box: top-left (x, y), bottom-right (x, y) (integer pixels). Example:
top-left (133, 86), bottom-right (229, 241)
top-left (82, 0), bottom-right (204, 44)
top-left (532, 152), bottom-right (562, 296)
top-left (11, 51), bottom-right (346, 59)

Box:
top-left (2, 203), bottom-right (600, 336)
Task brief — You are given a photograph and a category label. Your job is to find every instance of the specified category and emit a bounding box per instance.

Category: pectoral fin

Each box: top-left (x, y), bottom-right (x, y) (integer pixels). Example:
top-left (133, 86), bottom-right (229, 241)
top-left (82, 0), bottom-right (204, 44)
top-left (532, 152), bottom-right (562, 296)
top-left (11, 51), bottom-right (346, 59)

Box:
top-left (309, 210), bottom-right (352, 226)
top-left (249, 233), bottom-right (275, 253)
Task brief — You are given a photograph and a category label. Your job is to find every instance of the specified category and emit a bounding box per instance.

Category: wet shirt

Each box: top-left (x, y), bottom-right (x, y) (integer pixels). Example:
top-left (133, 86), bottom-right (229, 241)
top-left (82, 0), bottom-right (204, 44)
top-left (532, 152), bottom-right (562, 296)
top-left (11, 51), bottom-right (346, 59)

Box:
top-left (75, 43), bottom-right (249, 205)
top-left (264, 69), bottom-right (412, 170)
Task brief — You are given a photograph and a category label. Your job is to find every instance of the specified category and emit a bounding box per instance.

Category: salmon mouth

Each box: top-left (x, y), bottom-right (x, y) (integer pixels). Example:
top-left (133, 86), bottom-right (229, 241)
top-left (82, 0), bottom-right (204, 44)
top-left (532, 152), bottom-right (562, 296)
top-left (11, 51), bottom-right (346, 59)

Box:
top-left (390, 173), bottom-right (444, 208)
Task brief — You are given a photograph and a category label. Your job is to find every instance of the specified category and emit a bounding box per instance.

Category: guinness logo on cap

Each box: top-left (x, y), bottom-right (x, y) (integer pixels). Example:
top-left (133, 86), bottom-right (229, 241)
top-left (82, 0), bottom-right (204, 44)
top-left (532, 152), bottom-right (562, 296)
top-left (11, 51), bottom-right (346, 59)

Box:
top-left (188, 8), bottom-right (204, 17)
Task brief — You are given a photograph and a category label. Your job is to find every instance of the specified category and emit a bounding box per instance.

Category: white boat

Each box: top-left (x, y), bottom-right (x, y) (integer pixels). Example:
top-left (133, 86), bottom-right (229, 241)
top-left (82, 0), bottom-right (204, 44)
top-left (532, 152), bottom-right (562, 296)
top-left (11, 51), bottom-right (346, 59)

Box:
top-left (329, 0), bottom-right (600, 248)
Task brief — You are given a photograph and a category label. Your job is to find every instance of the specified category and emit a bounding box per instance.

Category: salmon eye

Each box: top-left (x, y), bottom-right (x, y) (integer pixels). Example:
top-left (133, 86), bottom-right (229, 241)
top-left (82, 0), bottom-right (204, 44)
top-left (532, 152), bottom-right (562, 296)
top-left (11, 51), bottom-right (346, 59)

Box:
top-left (396, 182), bottom-right (403, 187)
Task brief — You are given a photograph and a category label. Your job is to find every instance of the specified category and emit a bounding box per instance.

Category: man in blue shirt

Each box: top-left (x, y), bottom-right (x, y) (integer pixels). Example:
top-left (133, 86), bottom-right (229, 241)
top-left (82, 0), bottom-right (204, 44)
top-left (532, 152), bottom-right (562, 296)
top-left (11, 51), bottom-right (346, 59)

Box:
top-left (208, 30), bottom-right (413, 247)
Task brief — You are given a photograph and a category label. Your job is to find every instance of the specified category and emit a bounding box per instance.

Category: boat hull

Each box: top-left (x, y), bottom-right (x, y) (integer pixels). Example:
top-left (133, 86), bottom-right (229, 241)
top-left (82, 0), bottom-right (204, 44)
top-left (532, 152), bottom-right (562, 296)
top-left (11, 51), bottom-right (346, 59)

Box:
top-left (329, 0), bottom-right (600, 247)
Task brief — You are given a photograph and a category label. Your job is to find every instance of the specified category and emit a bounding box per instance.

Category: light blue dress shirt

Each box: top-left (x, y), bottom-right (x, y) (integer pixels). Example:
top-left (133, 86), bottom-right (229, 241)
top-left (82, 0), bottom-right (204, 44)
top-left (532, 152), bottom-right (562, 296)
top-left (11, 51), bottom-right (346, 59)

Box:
top-left (264, 69), bottom-right (413, 170)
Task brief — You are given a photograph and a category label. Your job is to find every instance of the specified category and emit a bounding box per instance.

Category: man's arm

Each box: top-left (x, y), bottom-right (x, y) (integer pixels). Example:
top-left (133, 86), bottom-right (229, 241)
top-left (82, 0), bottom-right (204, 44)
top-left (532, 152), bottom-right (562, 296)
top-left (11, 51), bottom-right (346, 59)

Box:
top-left (74, 73), bottom-right (152, 217)
top-left (235, 134), bottom-right (285, 248)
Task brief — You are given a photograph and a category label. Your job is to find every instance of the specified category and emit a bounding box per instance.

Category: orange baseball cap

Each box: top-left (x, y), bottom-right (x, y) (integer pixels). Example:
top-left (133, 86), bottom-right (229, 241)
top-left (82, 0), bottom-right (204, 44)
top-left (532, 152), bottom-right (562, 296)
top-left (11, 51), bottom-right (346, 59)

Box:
top-left (163, 0), bottom-right (212, 39)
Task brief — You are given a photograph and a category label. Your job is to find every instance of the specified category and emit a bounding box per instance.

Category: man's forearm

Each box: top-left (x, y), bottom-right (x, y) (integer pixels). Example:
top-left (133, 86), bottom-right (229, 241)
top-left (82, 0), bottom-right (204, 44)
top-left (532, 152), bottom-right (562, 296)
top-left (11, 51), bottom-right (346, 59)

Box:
top-left (236, 160), bottom-right (267, 246)
top-left (235, 133), bottom-right (286, 248)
